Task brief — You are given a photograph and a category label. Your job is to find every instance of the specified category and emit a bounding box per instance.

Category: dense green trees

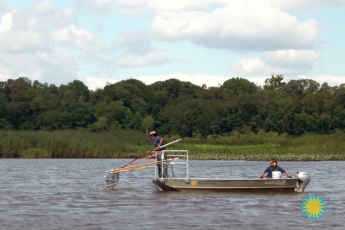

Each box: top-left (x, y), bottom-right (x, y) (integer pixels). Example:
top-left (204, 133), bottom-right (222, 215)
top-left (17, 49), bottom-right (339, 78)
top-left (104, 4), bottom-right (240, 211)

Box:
top-left (0, 75), bottom-right (344, 137)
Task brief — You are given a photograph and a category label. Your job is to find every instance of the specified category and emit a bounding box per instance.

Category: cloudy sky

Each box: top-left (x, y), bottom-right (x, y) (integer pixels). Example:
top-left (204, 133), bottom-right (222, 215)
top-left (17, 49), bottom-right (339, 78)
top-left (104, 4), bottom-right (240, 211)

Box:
top-left (0, 0), bottom-right (344, 90)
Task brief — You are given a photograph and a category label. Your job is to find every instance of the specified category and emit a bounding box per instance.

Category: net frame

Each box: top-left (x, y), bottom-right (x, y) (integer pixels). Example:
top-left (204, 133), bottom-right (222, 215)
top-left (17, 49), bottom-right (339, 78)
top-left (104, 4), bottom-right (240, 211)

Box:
top-left (105, 172), bottom-right (119, 188)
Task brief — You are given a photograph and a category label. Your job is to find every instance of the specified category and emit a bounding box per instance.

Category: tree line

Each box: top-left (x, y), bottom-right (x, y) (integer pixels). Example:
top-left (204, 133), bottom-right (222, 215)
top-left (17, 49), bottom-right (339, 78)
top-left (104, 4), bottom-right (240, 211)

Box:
top-left (0, 75), bottom-right (344, 137)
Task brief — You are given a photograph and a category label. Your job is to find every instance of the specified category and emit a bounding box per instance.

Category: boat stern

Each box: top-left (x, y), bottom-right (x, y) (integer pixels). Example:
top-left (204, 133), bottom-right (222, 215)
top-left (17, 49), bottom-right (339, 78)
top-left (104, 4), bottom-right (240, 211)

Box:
top-left (295, 172), bottom-right (311, 192)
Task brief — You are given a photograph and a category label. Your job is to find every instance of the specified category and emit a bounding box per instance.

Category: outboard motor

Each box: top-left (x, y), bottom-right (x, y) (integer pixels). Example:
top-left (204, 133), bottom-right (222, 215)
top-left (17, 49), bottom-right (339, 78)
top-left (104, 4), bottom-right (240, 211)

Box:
top-left (296, 172), bottom-right (311, 192)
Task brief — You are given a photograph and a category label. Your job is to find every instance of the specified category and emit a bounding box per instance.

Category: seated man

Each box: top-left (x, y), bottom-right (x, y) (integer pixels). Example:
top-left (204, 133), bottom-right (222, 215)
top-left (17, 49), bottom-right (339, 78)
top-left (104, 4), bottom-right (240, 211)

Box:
top-left (258, 159), bottom-right (292, 178)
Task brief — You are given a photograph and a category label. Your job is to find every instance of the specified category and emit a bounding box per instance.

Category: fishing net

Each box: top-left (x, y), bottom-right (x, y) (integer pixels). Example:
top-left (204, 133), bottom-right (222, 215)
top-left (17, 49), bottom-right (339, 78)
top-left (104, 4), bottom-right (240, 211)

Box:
top-left (100, 139), bottom-right (182, 190)
top-left (101, 154), bottom-right (158, 190)
top-left (105, 171), bottom-right (119, 185)
top-left (94, 171), bottom-right (122, 190)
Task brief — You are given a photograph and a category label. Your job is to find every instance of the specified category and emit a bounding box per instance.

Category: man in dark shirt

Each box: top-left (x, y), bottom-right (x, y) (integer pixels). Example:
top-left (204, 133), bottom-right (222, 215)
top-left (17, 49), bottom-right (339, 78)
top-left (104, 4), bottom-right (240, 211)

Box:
top-left (147, 131), bottom-right (168, 178)
top-left (258, 160), bottom-right (292, 178)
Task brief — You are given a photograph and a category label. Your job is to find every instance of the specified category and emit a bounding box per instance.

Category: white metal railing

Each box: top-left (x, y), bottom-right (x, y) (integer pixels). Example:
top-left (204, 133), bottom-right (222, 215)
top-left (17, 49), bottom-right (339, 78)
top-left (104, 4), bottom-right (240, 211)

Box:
top-left (154, 150), bottom-right (189, 179)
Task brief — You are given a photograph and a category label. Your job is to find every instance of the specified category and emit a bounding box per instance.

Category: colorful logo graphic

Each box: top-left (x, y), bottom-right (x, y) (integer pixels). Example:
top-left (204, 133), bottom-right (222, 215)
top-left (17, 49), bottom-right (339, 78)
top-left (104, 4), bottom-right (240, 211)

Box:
top-left (302, 195), bottom-right (326, 219)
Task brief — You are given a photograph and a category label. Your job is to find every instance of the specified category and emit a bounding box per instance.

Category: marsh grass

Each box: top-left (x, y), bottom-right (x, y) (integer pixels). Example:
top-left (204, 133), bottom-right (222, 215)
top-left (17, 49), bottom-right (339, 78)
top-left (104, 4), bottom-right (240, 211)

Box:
top-left (0, 130), bottom-right (345, 161)
top-left (0, 129), bottom-right (150, 158)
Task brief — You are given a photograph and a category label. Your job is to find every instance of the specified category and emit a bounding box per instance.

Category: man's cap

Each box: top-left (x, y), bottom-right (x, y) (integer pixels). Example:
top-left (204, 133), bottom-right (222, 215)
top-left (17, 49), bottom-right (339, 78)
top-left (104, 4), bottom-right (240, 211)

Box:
top-left (149, 131), bottom-right (156, 135)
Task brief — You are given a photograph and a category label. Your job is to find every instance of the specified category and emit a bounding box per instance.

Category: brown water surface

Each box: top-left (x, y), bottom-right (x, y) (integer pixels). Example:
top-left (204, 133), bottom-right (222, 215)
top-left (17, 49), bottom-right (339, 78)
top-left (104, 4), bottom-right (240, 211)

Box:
top-left (0, 159), bottom-right (343, 230)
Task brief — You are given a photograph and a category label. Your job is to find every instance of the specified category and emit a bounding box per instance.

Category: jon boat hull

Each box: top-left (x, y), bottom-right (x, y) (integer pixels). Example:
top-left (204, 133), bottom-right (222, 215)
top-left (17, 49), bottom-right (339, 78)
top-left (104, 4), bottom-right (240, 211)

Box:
top-left (150, 149), bottom-right (311, 193)
top-left (152, 178), bottom-right (299, 193)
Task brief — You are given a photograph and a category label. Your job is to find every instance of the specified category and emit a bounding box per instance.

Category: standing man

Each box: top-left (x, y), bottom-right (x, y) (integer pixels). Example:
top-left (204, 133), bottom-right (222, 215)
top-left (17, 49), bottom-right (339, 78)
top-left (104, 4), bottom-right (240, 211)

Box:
top-left (147, 131), bottom-right (168, 178)
top-left (258, 159), bottom-right (292, 178)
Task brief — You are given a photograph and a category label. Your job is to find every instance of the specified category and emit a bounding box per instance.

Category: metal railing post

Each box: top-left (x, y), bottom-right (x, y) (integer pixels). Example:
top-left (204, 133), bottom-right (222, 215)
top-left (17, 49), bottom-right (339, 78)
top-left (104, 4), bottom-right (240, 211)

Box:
top-left (155, 151), bottom-right (157, 179)
top-left (186, 150), bottom-right (189, 179)
top-left (161, 150), bottom-right (164, 179)
top-left (155, 150), bottom-right (189, 180)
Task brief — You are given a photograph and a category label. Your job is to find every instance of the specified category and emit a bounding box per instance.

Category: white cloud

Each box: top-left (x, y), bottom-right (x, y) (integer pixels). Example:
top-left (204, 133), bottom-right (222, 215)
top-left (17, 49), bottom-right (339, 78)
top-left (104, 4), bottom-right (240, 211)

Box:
top-left (0, 10), bottom-right (51, 52)
top-left (230, 57), bottom-right (300, 75)
top-left (53, 7), bottom-right (76, 28)
top-left (0, 12), bottom-right (12, 33)
top-left (231, 58), bottom-right (270, 75)
top-left (86, 0), bottom-right (345, 13)
top-left (83, 76), bottom-right (120, 91)
top-left (272, 0), bottom-right (345, 10)
top-left (151, 0), bottom-right (319, 51)
top-left (54, 25), bottom-right (104, 52)
top-left (2, 0), bottom-right (342, 90)
top-left (0, 1), bottom-right (107, 85)
top-left (115, 50), bottom-right (169, 67)
top-left (113, 30), bottom-right (152, 53)
top-left (0, 0), bottom-right (9, 12)
top-left (0, 2), bottom-right (79, 53)
top-left (0, 47), bottom-right (76, 83)
top-left (84, 0), bottom-right (146, 15)
top-left (297, 75), bottom-right (345, 86)
top-left (32, 0), bottom-right (54, 15)
top-left (230, 50), bottom-right (319, 75)
top-left (263, 50), bottom-right (319, 69)
top-left (86, 0), bottom-right (228, 14)
top-left (145, 0), bottom-right (228, 12)
top-left (135, 73), bottom-right (229, 87)
top-left (114, 30), bottom-right (169, 67)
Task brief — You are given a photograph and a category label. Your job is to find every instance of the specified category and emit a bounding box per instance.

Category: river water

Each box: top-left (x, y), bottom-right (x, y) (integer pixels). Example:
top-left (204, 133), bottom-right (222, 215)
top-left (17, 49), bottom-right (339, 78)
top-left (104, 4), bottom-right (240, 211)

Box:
top-left (0, 159), bottom-right (343, 230)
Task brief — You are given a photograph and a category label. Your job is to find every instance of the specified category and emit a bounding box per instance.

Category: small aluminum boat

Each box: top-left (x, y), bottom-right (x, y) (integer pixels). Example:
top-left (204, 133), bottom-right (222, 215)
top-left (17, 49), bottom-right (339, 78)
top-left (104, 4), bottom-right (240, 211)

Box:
top-left (152, 150), bottom-right (311, 193)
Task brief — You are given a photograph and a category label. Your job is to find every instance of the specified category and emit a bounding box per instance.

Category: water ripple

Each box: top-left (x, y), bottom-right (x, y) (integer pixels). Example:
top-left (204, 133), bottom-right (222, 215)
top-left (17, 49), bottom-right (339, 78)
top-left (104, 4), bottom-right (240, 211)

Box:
top-left (0, 159), bottom-right (343, 230)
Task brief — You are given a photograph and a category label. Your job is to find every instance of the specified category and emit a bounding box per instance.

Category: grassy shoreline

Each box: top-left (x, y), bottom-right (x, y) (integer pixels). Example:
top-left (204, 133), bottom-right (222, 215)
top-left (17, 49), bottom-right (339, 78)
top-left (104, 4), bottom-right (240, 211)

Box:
top-left (0, 130), bottom-right (345, 161)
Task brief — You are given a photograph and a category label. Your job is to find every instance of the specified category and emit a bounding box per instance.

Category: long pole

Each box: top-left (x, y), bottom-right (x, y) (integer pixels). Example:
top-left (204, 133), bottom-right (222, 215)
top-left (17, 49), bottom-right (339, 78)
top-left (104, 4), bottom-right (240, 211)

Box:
top-left (158, 139), bottom-right (181, 150)
top-left (108, 139), bottom-right (182, 172)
